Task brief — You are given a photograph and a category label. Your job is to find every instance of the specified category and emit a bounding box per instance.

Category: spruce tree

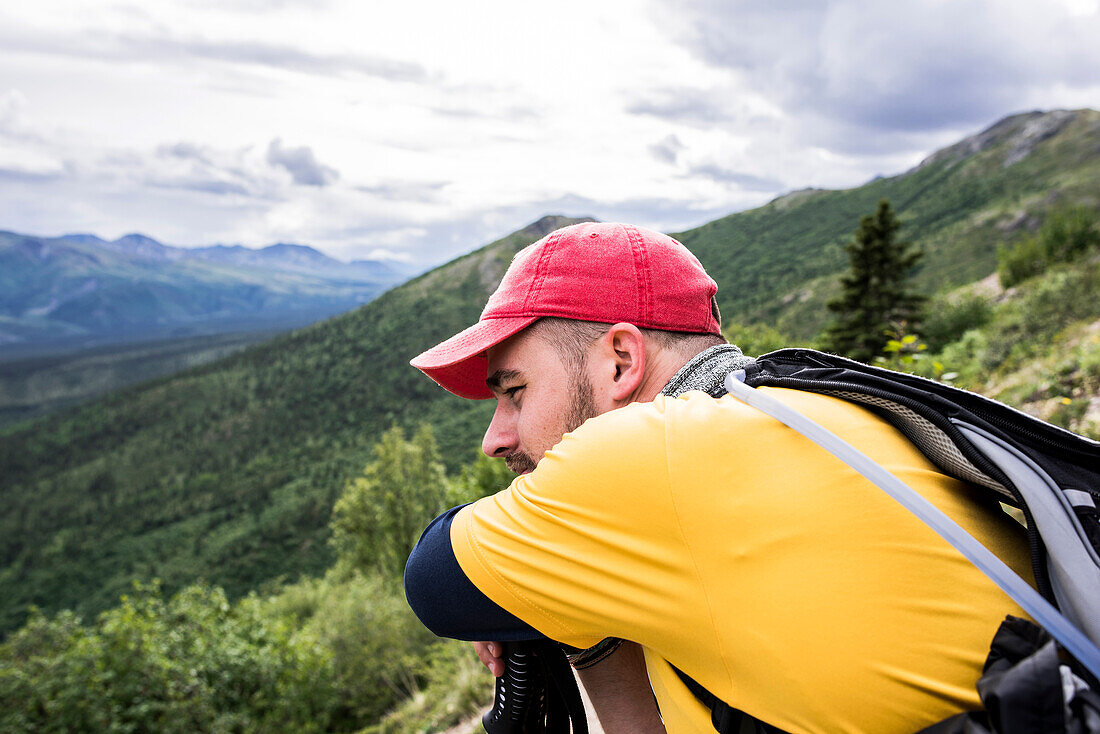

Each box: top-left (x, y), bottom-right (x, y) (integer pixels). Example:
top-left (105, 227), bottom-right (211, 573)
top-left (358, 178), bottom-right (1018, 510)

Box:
top-left (822, 199), bottom-right (925, 361)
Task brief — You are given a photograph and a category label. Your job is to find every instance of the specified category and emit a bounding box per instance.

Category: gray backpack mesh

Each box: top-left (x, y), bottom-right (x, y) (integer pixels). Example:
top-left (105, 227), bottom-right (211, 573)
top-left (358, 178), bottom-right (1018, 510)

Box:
top-left (821, 390), bottom-right (1012, 499)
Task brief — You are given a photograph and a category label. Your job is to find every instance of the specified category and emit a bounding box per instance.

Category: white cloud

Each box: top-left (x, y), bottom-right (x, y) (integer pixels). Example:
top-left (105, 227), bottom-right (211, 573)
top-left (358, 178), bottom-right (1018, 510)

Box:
top-left (361, 248), bottom-right (414, 263)
top-left (0, 28), bottom-right (431, 83)
top-left (659, 0), bottom-right (1100, 140)
top-left (0, 0), bottom-right (1096, 265)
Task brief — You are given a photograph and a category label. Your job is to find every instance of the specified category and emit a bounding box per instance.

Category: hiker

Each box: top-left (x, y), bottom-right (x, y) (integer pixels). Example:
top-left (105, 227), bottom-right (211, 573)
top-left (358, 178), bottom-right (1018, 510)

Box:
top-left (403, 222), bottom-right (1034, 733)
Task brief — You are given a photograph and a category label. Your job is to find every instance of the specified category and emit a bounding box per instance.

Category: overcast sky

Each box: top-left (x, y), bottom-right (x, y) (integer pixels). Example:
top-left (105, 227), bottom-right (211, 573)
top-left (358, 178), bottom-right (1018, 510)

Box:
top-left (2, 0), bottom-right (1099, 265)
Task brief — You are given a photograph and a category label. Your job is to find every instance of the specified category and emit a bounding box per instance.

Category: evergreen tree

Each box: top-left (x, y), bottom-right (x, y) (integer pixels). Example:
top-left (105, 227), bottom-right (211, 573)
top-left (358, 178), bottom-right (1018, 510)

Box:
top-left (822, 199), bottom-right (925, 361)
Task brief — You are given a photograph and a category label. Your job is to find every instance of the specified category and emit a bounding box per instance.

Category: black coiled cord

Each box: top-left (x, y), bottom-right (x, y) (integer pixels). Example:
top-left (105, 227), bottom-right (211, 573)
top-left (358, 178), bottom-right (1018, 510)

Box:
top-left (482, 641), bottom-right (589, 733)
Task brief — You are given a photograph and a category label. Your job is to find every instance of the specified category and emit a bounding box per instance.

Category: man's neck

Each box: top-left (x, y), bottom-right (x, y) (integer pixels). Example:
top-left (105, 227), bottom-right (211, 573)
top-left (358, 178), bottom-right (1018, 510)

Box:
top-left (633, 347), bottom-right (705, 402)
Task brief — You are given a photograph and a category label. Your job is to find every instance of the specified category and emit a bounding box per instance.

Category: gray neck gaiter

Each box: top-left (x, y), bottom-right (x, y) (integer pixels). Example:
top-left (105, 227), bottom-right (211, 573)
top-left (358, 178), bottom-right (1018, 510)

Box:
top-left (660, 344), bottom-right (755, 399)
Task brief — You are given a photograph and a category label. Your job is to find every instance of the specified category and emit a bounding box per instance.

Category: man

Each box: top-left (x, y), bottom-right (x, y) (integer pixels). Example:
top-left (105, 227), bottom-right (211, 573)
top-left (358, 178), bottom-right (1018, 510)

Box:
top-left (404, 222), bottom-right (1032, 733)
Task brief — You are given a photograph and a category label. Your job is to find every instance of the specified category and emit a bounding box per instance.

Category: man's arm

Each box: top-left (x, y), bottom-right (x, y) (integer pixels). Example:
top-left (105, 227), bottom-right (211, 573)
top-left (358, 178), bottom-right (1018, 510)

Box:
top-left (410, 509), bottom-right (666, 733)
top-left (576, 641), bottom-right (666, 733)
top-left (410, 509), bottom-right (664, 732)
top-left (404, 505), bottom-right (542, 641)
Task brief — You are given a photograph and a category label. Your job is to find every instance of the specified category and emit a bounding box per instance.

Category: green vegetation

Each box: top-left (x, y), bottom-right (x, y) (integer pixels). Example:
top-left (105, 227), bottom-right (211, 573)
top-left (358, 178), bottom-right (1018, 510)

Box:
top-left (889, 260), bottom-right (1100, 439)
top-left (1, 425), bottom-right (506, 733)
top-left (331, 425), bottom-right (453, 578)
top-left (723, 320), bottom-right (791, 356)
top-left (364, 640), bottom-right (492, 734)
top-left (329, 424), bottom-right (511, 581)
top-left (921, 290), bottom-right (994, 351)
top-left (5, 111), bottom-right (1100, 639)
top-left (822, 200), bottom-right (925, 361)
top-left (998, 205), bottom-right (1100, 287)
top-left (939, 260), bottom-right (1100, 395)
top-left (0, 583), bottom-right (336, 734)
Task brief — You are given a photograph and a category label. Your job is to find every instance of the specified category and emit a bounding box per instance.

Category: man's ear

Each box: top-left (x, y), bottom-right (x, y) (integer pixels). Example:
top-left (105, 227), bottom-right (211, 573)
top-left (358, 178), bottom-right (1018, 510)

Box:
top-left (595, 323), bottom-right (646, 403)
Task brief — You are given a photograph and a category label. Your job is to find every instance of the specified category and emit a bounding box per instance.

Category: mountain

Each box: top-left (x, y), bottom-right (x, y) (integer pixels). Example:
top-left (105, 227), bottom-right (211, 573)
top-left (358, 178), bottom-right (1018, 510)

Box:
top-left (54, 233), bottom-right (108, 247)
top-left (0, 232), bottom-right (414, 351)
top-left (677, 108), bottom-right (1100, 338)
top-left (96, 233), bottom-right (184, 262)
top-left (188, 242), bottom-right (414, 282)
top-left (1, 108), bottom-right (1098, 635)
top-left (190, 242), bottom-right (329, 269)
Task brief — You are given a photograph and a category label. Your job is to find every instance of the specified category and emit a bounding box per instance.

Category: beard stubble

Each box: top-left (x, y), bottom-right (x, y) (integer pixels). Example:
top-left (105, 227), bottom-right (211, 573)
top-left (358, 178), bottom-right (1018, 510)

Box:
top-left (505, 372), bottom-right (600, 474)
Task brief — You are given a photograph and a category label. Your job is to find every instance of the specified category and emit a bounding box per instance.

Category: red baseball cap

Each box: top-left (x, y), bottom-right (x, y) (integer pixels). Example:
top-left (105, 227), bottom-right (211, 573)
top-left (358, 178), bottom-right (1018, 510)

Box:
top-left (410, 221), bottom-right (720, 399)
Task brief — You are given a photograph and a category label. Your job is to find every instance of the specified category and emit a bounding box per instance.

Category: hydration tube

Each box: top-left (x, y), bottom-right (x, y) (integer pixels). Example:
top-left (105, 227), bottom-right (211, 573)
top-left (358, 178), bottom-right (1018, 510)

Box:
top-left (725, 370), bottom-right (1100, 681)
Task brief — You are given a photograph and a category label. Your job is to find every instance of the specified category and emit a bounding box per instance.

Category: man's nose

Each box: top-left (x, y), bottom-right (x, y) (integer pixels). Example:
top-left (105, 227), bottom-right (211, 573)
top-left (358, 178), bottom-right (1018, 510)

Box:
top-left (482, 404), bottom-right (517, 458)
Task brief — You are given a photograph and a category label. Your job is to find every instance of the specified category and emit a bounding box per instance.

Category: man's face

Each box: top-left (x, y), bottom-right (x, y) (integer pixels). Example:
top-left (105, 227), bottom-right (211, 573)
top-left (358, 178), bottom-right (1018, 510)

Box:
top-left (482, 329), bottom-right (601, 474)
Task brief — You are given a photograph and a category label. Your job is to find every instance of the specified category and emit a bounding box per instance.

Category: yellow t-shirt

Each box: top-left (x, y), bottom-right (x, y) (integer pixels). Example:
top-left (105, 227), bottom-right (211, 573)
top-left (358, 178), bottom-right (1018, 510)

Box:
top-left (451, 389), bottom-right (1033, 733)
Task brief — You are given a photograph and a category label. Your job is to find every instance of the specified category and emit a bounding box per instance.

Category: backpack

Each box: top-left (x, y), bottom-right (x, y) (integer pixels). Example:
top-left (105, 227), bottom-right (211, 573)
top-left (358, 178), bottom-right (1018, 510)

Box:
top-left (673, 348), bottom-right (1100, 734)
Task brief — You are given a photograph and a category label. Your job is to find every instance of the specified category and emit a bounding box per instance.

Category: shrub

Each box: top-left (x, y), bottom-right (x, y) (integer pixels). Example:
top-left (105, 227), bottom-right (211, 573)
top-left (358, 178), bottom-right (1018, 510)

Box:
top-left (299, 572), bottom-right (438, 729)
top-left (724, 321), bottom-right (791, 356)
top-left (365, 639), bottom-right (493, 734)
top-left (0, 582), bottom-right (336, 734)
top-left (1042, 205), bottom-right (1100, 262)
top-left (922, 292), bottom-right (994, 351)
top-left (998, 236), bottom-right (1047, 288)
top-left (1048, 398), bottom-right (1089, 432)
top-left (964, 262), bottom-right (1099, 375)
top-left (448, 451), bottom-right (516, 506)
top-left (939, 329), bottom-right (992, 386)
top-left (999, 205), bottom-right (1099, 287)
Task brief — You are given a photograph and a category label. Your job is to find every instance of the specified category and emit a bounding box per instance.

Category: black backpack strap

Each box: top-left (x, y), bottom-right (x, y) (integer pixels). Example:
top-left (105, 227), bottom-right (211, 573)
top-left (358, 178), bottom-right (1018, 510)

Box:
top-left (917, 616), bottom-right (1100, 734)
top-left (672, 665), bottom-right (785, 734)
top-left (541, 641), bottom-right (589, 734)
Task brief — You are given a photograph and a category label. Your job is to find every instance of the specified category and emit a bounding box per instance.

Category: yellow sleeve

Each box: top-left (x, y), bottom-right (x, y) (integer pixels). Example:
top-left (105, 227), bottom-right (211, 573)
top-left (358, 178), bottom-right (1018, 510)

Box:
top-left (449, 397), bottom-right (705, 650)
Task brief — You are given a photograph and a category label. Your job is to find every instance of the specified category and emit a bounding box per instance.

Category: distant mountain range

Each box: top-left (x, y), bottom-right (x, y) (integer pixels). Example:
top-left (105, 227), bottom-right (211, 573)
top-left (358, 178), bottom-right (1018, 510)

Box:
top-left (1, 109), bottom-right (1098, 635)
top-left (63, 233), bottom-right (411, 282)
top-left (0, 232), bottom-right (417, 352)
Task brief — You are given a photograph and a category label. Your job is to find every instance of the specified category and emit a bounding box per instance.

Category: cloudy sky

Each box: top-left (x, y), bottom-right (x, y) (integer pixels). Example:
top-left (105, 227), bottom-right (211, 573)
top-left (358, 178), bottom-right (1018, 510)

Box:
top-left (2, 0), bottom-right (1099, 265)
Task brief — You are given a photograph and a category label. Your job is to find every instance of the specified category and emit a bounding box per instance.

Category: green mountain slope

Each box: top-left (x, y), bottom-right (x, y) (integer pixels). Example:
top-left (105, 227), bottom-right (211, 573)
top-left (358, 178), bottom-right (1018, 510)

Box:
top-left (678, 109), bottom-right (1100, 337)
top-left (1, 108), bottom-right (1098, 636)
top-left (0, 215), bottom-right (589, 634)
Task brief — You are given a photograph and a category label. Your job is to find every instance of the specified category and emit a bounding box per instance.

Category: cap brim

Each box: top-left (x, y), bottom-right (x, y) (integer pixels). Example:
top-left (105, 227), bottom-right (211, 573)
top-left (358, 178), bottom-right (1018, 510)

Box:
top-left (410, 315), bottom-right (539, 399)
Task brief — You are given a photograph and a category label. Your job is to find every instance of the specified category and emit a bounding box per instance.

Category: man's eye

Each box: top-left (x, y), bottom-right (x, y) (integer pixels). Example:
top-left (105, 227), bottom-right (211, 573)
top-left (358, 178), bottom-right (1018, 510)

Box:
top-left (504, 386), bottom-right (524, 402)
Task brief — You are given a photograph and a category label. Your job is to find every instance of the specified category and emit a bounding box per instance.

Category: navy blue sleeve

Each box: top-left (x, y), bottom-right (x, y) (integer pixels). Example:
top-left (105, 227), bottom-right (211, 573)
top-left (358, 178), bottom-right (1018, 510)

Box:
top-left (404, 504), bottom-right (545, 642)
